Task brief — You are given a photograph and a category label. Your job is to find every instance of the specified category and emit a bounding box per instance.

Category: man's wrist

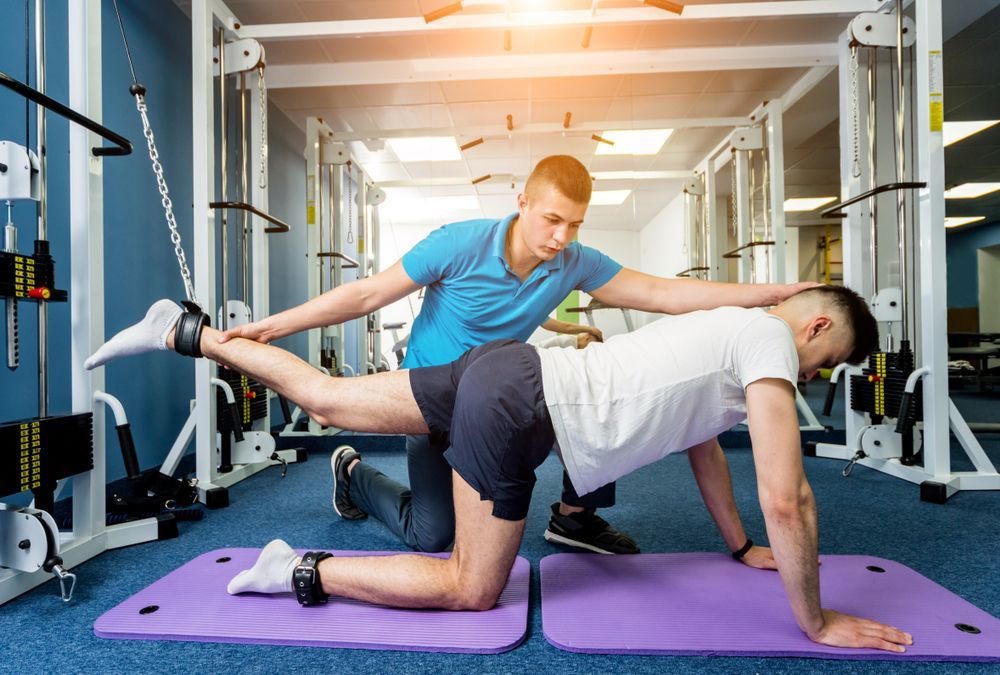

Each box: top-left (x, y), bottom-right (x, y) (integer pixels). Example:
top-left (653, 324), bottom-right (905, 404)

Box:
top-left (731, 537), bottom-right (754, 560)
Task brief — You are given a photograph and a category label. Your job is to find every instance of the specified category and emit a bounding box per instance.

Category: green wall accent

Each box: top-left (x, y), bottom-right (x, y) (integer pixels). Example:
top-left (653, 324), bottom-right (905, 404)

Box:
top-left (556, 290), bottom-right (580, 323)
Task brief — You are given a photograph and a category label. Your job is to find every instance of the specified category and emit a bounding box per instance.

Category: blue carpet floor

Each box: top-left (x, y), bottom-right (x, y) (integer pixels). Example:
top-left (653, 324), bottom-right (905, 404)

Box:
top-left (4, 425), bottom-right (1000, 673)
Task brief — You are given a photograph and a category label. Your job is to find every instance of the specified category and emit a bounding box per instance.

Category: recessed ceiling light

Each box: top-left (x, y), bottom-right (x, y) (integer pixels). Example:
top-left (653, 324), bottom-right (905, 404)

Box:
top-left (944, 183), bottom-right (1000, 199)
top-left (594, 129), bottom-right (673, 156)
top-left (943, 120), bottom-right (1000, 147)
top-left (590, 190), bottom-right (631, 205)
top-left (386, 137), bottom-right (462, 162)
top-left (945, 216), bottom-right (986, 228)
top-left (783, 196), bottom-right (838, 212)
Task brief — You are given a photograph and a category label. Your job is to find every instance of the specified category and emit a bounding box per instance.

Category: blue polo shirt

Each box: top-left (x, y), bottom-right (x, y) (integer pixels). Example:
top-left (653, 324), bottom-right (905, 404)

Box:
top-left (400, 213), bottom-right (622, 368)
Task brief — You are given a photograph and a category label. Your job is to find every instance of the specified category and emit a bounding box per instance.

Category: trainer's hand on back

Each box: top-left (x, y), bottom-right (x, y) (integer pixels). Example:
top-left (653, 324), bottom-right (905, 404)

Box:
top-left (810, 609), bottom-right (913, 653)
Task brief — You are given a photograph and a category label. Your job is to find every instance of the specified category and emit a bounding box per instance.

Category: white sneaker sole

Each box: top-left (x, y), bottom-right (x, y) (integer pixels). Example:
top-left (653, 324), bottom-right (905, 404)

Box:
top-left (543, 528), bottom-right (615, 555)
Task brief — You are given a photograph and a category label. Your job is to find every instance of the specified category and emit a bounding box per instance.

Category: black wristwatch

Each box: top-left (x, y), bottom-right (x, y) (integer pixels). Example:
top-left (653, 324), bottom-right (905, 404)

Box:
top-left (731, 538), bottom-right (754, 561)
top-left (293, 551), bottom-right (334, 606)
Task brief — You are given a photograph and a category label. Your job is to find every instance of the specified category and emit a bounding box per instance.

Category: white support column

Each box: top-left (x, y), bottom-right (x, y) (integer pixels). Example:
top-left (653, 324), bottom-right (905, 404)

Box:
top-left (249, 68), bottom-right (269, 323)
top-left (764, 99), bottom-right (787, 284)
top-left (913, 0), bottom-right (949, 478)
top-left (703, 163), bottom-right (720, 281)
top-left (192, 0), bottom-right (220, 491)
top-left (733, 150), bottom-right (752, 283)
top-left (304, 117), bottom-right (322, 369)
top-left (249, 67), bottom-right (270, 425)
top-left (68, 0), bottom-right (105, 545)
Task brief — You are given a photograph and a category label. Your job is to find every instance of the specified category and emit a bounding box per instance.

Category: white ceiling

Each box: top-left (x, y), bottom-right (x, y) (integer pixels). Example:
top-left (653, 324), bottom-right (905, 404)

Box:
top-left (172, 0), bottom-right (1000, 233)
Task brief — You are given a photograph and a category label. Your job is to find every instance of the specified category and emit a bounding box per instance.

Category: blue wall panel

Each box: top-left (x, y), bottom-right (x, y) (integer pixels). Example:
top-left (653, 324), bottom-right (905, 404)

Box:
top-left (946, 221), bottom-right (1000, 308)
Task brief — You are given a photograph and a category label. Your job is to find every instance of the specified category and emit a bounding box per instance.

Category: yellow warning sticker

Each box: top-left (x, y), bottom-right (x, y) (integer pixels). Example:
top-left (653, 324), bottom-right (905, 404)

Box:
top-left (930, 98), bottom-right (943, 133)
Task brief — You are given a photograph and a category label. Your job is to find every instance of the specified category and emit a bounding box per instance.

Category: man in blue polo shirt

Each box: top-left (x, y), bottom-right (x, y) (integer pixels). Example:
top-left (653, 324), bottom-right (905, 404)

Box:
top-left (218, 155), bottom-right (815, 554)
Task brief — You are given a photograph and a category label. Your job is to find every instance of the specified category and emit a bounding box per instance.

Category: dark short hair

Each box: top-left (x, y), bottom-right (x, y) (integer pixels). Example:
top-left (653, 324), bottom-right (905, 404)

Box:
top-left (797, 285), bottom-right (878, 364)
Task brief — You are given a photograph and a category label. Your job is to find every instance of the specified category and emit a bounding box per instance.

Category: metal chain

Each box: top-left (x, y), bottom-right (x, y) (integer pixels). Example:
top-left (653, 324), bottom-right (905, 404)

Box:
top-left (730, 151), bottom-right (738, 237)
top-left (346, 162), bottom-right (355, 244)
top-left (257, 65), bottom-right (268, 190)
top-left (135, 94), bottom-right (197, 304)
top-left (850, 44), bottom-right (862, 179)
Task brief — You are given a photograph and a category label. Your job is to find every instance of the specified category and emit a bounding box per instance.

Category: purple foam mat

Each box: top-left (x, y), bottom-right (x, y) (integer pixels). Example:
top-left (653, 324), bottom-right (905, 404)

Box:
top-left (95, 548), bottom-right (529, 654)
top-left (540, 553), bottom-right (1000, 662)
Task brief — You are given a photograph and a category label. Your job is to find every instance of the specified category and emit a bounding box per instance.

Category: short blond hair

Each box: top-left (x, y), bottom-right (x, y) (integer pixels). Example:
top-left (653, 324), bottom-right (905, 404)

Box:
top-left (524, 155), bottom-right (592, 205)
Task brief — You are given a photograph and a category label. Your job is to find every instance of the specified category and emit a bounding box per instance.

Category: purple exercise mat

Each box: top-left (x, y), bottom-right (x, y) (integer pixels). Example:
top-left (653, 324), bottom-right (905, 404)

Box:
top-left (94, 548), bottom-right (529, 654)
top-left (540, 553), bottom-right (1000, 662)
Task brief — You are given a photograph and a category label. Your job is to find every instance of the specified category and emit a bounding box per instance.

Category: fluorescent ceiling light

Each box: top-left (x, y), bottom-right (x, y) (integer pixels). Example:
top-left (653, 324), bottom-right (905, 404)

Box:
top-left (783, 196), bottom-right (837, 212)
top-left (945, 216), bottom-right (985, 229)
top-left (943, 120), bottom-right (1000, 147)
top-left (944, 182), bottom-right (1000, 199)
top-left (590, 190), bottom-right (631, 206)
top-left (386, 137), bottom-right (461, 162)
top-left (594, 129), bottom-right (673, 156)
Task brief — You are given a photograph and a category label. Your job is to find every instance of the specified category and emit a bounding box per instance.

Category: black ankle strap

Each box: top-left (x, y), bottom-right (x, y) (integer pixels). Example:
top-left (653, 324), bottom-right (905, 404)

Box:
top-left (174, 301), bottom-right (209, 358)
top-left (294, 551), bottom-right (334, 606)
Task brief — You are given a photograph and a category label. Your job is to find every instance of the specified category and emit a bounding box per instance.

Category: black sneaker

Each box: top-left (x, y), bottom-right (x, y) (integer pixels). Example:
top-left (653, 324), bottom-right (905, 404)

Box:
top-left (330, 445), bottom-right (367, 520)
top-left (543, 503), bottom-right (639, 554)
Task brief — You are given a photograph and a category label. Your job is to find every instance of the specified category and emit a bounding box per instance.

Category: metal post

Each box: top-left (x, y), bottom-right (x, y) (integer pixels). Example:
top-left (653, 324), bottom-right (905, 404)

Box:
top-left (68, 0), bottom-right (105, 543)
top-left (733, 150), bottom-right (751, 283)
top-left (35, 0), bottom-right (48, 417)
top-left (913, 0), bottom-right (949, 477)
top-left (217, 26), bottom-right (228, 331)
top-left (192, 0), bottom-right (219, 491)
top-left (764, 100), bottom-right (787, 284)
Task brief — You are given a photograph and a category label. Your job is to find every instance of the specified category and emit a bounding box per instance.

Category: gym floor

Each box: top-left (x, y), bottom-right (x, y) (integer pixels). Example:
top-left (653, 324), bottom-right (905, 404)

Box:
top-left (7, 387), bottom-right (1000, 674)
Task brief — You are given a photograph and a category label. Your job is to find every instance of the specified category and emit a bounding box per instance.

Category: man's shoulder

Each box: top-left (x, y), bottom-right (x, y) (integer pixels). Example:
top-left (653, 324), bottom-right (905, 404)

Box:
top-left (441, 217), bottom-right (503, 239)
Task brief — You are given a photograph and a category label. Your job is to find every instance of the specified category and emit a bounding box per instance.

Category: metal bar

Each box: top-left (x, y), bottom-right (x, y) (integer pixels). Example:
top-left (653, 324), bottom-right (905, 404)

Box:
top-left (267, 44), bottom-right (840, 88)
top-left (241, 2), bottom-right (879, 40)
top-left (0, 71), bottom-right (132, 157)
top-left (722, 241), bottom-right (775, 258)
top-left (676, 266), bottom-right (710, 277)
top-left (820, 181), bottom-right (925, 218)
top-left (218, 27), bottom-right (228, 331)
top-left (209, 201), bottom-right (290, 233)
top-left (36, 0), bottom-right (47, 419)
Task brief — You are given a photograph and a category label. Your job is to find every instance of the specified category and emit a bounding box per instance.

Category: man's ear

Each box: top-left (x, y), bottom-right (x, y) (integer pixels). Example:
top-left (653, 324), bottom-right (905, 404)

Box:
top-left (809, 315), bottom-right (833, 339)
top-left (516, 193), bottom-right (528, 213)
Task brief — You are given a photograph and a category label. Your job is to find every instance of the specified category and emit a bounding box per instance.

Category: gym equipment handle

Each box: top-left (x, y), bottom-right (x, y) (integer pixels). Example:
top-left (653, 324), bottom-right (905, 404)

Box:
top-left (677, 266), bottom-right (709, 278)
top-left (0, 69), bottom-right (133, 157)
top-left (209, 201), bottom-right (290, 233)
top-left (895, 392), bottom-right (915, 435)
top-left (823, 379), bottom-right (839, 417)
top-left (116, 423), bottom-right (141, 480)
top-left (820, 182), bottom-right (926, 219)
top-left (228, 401), bottom-right (246, 443)
top-left (317, 251), bottom-right (359, 268)
top-left (722, 241), bottom-right (775, 259)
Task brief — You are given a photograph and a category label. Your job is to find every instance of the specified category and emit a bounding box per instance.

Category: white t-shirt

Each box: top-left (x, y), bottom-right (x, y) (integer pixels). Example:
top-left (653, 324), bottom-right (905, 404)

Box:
top-left (535, 307), bottom-right (799, 495)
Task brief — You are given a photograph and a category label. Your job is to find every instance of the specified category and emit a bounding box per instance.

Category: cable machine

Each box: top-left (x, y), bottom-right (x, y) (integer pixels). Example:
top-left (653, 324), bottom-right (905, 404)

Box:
top-left (0, 0), bottom-right (174, 606)
top-left (808, 0), bottom-right (999, 502)
top-left (280, 118), bottom-right (388, 437)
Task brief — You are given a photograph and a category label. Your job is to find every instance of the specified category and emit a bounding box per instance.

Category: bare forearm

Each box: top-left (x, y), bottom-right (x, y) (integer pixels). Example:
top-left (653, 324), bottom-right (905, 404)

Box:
top-left (689, 441), bottom-right (747, 551)
top-left (762, 491), bottom-right (824, 637)
top-left (541, 318), bottom-right (585, 335)
top-left (264, 283), bottom-right (372, 337)
top-left (653, 279), bottom-right (791, 314)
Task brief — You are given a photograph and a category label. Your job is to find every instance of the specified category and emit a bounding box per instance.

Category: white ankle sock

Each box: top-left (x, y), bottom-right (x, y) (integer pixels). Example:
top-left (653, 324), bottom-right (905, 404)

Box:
top-left (84, 299), bottom-right (183, 370)
top-left (227, 539), bottom-right (299, 595)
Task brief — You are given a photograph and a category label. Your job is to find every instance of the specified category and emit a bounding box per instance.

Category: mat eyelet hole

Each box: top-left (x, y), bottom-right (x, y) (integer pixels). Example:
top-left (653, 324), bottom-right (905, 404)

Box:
top-left (865, 565), bottom-right (886, 573)
top-left (139, 605), bottom-right (159, 615)
top-left (955, 623), bottom-right (981, 635)
top-left (216, 556), bottom-right (232, 563)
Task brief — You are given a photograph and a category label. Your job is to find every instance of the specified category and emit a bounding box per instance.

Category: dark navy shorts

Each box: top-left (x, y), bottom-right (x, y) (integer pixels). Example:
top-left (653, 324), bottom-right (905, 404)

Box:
top-left (409, 339), bottom-right (555, 521)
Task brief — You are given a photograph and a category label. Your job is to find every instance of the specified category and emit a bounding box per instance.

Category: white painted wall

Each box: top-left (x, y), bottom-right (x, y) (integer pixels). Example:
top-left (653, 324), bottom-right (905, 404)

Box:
top-left (632, 190), bottom-right (688, 326)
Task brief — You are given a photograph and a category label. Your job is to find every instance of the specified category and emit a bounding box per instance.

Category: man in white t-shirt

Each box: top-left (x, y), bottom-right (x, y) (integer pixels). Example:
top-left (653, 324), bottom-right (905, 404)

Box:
top-left (85, 286), bottom-right (912, 652)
